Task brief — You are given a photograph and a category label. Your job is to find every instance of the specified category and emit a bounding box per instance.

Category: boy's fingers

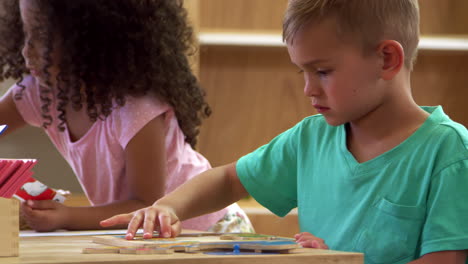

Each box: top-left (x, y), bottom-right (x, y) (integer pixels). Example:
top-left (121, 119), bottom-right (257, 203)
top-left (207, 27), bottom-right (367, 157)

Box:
top-left (126, 211), bottom-right (145, 240)
top-left (294, 232), bottom-right (329, 249)
top-left (100, 213), bottom-right (134, 227)
top-left (158, 212), bottom-right (173, 238)
top-left (295, 233), bottom-right (313, 242)
top-left (170, 220), bottom-right (181, 238)
top-left (296, 236), bottom-right (308, 242)
top-left (142, 209), bottom-right (157, 239)
top-left (101, 206), bottom-right (179, 240)
top-left (300, 240), bottom-right (329, 249)
top-left (296, 233), bottom-right (329, 249)
top-left (314, 240), bottom-right (329, 249)
top-left (295, 232), bottom-right (309, 237)
top-left (299, 240), bottom-right (318, 248)
top-left (294, 232), bottom-right (314, 241)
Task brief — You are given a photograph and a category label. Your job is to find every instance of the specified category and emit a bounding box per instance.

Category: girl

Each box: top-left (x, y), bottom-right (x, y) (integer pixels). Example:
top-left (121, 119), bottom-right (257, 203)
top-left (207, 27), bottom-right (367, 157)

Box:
top-left (0, 0), bottom-right (253, 233)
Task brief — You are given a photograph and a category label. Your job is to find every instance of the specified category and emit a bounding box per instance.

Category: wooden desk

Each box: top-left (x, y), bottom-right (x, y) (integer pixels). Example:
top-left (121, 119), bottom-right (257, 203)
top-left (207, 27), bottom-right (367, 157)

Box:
top-left (0, 232), bottom-right (363, 264)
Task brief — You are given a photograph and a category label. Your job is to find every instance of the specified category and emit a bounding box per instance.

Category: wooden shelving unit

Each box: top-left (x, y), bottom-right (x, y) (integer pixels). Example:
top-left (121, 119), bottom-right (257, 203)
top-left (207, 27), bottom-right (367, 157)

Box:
top-left (199, 31), bottom-right (468, 51)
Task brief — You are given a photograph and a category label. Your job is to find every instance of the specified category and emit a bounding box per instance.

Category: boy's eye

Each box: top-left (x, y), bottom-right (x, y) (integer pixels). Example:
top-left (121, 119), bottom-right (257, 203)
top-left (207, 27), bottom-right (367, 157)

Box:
top-left (316, 70), bottom-right (331, 77)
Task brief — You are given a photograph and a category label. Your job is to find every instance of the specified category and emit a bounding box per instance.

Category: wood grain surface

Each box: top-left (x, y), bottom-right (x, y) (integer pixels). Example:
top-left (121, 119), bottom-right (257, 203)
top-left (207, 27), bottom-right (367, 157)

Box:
top-left (0, 233), bottom-right (363, 264)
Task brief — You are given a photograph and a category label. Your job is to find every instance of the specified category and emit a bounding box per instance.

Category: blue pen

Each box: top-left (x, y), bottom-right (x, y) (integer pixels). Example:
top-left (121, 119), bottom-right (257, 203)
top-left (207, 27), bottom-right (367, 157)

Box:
top-left (0, 124), bottom-right (7, 135)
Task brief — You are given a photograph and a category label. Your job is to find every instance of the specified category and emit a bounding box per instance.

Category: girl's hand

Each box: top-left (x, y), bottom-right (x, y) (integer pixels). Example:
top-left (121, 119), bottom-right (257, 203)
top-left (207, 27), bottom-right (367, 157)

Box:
top-left (20, 200), bottom-right (70, 232)
top-left (295, 232), bottom-right (329, 249)
top-left (100, 205), bottom-right (181, 240)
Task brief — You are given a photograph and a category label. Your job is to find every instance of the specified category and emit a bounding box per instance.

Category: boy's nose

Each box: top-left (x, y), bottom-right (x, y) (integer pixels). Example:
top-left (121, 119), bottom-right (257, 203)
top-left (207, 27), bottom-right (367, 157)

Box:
top-left (303, 81), bottom-right (321, 97)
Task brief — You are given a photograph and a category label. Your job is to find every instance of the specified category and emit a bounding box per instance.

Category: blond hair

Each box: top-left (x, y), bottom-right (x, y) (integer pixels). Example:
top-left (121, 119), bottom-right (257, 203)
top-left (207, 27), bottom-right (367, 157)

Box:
top-left (283, 0), bottom-right (420, 70)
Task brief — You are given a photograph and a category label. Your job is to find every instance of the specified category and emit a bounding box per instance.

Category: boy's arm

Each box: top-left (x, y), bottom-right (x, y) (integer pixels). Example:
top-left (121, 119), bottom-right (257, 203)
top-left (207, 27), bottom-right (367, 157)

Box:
top-left (0, 88), bottom-right (27, 138)
top-left (408, 250), bottom-right (467, 264)
top-left (156, 162), bottom-right (248, 220)
top-left (101, 162), bottom-right (249, 239)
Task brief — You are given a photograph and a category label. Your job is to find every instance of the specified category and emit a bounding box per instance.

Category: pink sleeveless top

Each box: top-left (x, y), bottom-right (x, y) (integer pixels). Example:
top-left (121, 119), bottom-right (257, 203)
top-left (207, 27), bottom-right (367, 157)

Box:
top-left (12, 76), bottom-right (227, 230)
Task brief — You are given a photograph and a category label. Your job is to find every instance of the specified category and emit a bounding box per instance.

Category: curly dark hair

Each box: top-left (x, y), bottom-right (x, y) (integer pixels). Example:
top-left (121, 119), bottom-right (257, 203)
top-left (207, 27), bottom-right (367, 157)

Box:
top-left (0, 0), bottom-right (210, 148)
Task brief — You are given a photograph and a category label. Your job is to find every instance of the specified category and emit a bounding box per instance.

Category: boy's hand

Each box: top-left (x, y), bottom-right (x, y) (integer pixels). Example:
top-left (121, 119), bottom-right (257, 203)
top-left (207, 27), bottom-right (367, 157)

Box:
top-left (20, 200), bottom-right (69, 232)
top-left (295, 232), bottom-right (329, 249)
top-left (100, 205), bottom-right (181, 240)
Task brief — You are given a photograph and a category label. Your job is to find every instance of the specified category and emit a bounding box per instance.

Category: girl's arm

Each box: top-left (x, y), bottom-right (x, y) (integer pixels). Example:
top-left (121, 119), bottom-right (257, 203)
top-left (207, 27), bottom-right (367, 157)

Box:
top-left (101, 161), bottom-right (249, 239)
top-left (0, 88), bottom-right (27, 138)
top-left (22, 115), bottom-right (176, 231)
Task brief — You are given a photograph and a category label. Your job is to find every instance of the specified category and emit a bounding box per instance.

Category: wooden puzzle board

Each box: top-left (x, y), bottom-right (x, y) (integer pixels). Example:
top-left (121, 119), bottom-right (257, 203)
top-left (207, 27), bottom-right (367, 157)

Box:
top-left (89, 233), bottom-right (301, 254)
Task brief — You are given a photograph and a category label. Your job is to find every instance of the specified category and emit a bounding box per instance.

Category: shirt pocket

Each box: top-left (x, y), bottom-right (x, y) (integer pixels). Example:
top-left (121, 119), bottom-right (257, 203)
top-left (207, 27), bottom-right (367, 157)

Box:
top-left (355, 197), bottom-right (425, 264)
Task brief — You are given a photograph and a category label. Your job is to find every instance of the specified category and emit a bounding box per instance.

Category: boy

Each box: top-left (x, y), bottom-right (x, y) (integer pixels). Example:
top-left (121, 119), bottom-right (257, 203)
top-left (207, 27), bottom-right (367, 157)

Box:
top-left (101, 0), bottom-right (468, 263)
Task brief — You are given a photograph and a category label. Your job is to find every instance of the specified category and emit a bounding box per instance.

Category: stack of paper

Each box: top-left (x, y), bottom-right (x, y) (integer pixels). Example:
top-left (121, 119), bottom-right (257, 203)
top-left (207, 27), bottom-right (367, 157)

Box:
top-left (0, 159), bottom-right (38, 198)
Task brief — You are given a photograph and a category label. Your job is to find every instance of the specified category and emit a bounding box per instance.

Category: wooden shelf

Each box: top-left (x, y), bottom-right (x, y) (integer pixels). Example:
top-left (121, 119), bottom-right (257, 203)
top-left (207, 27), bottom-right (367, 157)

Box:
top-left (199, 32), bottom-right (284, 47)
top-left (419, 36), bottom-right (468, 51)
top-left (199, 31), bottom-right (468, 51)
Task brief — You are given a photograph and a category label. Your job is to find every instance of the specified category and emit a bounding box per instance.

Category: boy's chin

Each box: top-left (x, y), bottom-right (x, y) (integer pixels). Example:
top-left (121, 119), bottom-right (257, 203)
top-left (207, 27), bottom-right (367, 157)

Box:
top-left (323, 117), bottom-right (346, 127)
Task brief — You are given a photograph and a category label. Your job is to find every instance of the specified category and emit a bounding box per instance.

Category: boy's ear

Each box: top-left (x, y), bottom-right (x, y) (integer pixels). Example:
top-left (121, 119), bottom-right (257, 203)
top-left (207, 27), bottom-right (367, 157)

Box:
top-left (377, 40), bottom-right (404, 80)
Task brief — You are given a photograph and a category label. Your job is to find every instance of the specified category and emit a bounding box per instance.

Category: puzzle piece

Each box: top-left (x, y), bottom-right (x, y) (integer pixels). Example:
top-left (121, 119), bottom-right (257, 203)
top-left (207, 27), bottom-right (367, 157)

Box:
top-left (82, 246), bottom-right (121, 254)
top-left (119, 247), bottom-right (174, 255)
top-left (220, 233), bottom-right (279, 240)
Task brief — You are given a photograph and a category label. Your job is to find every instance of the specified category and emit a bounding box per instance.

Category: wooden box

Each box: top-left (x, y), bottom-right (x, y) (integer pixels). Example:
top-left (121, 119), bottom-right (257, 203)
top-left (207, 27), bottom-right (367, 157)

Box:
top-left (0, 198), bottom-right (19, 257)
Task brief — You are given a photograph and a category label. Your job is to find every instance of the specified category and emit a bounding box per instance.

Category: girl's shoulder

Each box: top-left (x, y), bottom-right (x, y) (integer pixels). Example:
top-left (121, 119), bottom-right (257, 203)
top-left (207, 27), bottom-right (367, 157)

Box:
top-left (112, 95), bottom-right (170, 120)
top-left (108, 95), bottom-right (174, 148)
top-left (13, 75), bottom-right (39, 95)
top-left (11, 76), bottom-right (45, 127)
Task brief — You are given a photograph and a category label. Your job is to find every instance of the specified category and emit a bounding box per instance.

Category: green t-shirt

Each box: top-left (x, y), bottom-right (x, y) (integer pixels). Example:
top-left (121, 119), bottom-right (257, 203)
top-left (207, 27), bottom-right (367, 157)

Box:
top-left (237, 106), bottom-right (468, 264)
